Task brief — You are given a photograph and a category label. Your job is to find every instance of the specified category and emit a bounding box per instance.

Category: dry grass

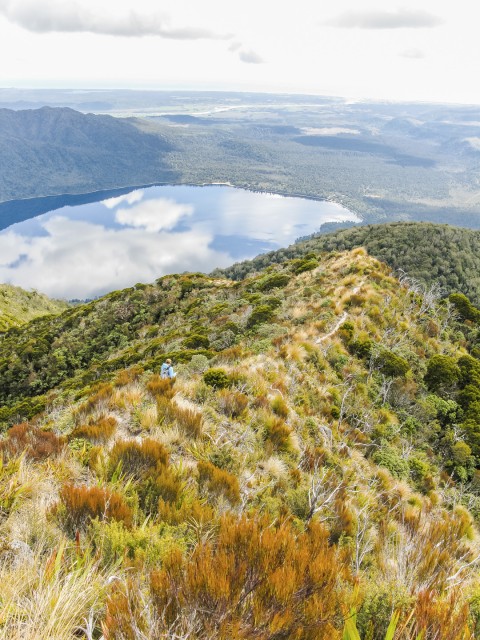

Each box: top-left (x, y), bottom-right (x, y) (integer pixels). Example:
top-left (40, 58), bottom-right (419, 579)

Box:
top-left (0, 541), bottom-right (112, 640)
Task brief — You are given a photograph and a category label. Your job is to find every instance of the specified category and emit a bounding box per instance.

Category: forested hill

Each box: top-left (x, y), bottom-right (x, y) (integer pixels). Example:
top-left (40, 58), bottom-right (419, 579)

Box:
top-left (1, 248), bottom-right (480, 636)
top-left (0, 107), bottom-right (176, 202)
top-left (0, 283), bottom-right (69, 332)
top-left (214, 222), bottom-right (480, 304)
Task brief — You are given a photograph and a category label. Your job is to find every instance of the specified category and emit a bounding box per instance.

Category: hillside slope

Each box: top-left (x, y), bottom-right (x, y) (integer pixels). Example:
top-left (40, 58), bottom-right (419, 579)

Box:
top-left (0, 107), bottom-right (177, 204)
top-left (215, 221), bottom-right (480, 304)
top-left (0, 283), bottom-right (69, 332)
top-left (0, 249), bottom-right (480, 637)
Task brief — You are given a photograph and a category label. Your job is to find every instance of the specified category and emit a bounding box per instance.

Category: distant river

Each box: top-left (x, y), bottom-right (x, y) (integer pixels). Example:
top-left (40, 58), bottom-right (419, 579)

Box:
top-left (0, 185), bottom-right (359, 299)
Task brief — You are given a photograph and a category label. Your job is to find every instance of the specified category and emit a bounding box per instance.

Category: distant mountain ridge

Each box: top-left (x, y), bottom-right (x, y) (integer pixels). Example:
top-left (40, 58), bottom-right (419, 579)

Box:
top-left (214, 221), bottom-right (480, 304)
top-left (0, 106), bottom-right (177, 203)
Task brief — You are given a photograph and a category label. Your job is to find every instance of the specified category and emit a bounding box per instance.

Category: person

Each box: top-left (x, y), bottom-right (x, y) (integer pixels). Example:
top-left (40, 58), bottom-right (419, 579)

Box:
top-left (161, 358), bottom-right (175, 379)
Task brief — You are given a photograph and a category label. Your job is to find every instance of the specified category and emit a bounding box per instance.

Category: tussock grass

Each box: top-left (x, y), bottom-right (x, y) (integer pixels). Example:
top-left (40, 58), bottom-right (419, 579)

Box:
top-left (0, 541), bottom-right (113, 640)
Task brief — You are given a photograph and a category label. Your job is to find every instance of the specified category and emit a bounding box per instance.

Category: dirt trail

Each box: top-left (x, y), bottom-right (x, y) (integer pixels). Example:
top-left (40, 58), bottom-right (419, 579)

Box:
top-left (315, 281), bottom-right (364, 344)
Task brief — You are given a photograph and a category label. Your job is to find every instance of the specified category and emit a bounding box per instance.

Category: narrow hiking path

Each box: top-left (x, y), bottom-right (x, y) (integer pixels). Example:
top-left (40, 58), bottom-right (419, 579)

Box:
top-left (315, 312), bottom-right (348, 344)
top-left (315, 280), bottom-right (364, 344)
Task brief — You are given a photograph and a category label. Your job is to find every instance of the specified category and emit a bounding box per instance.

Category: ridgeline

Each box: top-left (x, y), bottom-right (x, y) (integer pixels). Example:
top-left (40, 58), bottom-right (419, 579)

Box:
top-left (214, 221), bottom-right (480, 305)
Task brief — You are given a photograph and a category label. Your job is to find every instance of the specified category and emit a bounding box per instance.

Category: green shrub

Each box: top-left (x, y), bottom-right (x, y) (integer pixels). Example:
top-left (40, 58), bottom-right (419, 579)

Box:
top-left (372, 446), bottom-right (409, 479)
top-left (349, 336), bottom-right (374, 359)
top-left (247, 305), bottom-right (275, 329)
top-left (257, 273), bottom-right (290, 292)
top-left (291, 258), bottom-right (319, 274)
top-left (203, 368), bottom-right (231, 389)
top-left (424, 355), bottom-right (460, 392)
top-left (376, 349), bottom-right (410, 378)
top-left (183, 334), bottom-right (210, 349)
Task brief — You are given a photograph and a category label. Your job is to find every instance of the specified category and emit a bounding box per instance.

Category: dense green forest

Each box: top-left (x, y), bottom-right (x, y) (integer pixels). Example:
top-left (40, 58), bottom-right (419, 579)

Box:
top-left (214, 222), bottom-right (480, 305)
top-left (1, 246), bottom-right (480, 637)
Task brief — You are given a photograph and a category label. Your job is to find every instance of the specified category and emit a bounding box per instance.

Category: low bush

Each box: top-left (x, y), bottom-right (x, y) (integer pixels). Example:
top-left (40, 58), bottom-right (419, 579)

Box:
top-left (247, 305), bottom-right (275, 329)
top-left (203, 368), bottom-right (231, 389)
top-left (264, 415), bottom-right (292, 452)
top-left (0, 422), bottom-right (65, 460)
top-left (197, 461), bottom-right (240, 505)
top-left (147, 375), bottom-right (175, 399)
top-left (183, 334), bottom-right (210, 349)
top-left (257, 273), bottom-right (290, 292)
top-left (174, 405), bottom-right (203, 438)
top-left (138, 469), bottom-right (183, 515)
top-left (109, 439), bottom-right (169, 480)
top-left (70, 415), bottom-right (117, 443)
top-left (148, 515), bottom-right (351, 639)
top-left (56, 483), bottom-right (133, 535)
top-left (114, 366), bottom-right (144, 387)
top-left (271, 395), bottom-right (289, 419)
top-left (216, 389), bottom-right (249, 418)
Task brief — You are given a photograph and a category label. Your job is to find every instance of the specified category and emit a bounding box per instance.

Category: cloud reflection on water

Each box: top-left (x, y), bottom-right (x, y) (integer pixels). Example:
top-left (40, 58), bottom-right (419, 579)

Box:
top-left (0, 186), bottom-right (359, 299)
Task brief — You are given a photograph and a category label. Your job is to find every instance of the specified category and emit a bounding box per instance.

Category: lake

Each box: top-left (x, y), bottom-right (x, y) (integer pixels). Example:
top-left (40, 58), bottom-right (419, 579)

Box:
top-left (0, 185), bottom-right (359, 299)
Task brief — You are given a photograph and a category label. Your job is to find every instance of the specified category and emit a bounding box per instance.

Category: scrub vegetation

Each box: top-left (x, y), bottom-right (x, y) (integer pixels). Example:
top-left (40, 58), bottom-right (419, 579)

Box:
top-left (0, 247), bottom-right (480, 638)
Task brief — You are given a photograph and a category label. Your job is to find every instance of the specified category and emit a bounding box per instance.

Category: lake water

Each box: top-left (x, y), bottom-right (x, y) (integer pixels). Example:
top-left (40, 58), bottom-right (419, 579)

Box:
top-left (0, 185), bottom-right (359, 299)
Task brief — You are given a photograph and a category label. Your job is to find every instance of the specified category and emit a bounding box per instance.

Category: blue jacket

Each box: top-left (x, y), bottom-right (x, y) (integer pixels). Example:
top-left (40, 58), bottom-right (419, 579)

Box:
top-left (161, 362), bottom-right (175, 379)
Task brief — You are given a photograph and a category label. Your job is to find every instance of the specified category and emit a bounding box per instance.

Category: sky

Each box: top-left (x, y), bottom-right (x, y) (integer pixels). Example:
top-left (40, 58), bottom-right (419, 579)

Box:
top-left (0, 0), bottom-right (478, 103)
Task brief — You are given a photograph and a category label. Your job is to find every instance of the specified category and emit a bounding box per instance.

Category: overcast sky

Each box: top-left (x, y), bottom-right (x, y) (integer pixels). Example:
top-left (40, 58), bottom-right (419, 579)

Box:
top-left (0, 0), bottom-right (477, 104)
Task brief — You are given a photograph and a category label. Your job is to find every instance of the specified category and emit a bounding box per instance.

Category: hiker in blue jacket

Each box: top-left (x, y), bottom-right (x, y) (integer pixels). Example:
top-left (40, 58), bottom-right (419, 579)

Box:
top-left (161, 358), bottom-right (176, 379)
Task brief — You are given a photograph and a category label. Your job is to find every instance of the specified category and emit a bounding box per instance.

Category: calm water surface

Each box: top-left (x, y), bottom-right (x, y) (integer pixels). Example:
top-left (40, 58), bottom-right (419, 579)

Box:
top-left (0, 185), bottom-right (359, 299)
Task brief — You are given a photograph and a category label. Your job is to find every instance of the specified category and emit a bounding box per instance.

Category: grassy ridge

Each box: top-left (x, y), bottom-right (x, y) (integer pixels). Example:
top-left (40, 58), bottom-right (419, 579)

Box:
top-left (0, 249), bottom-right (479, 637)
top-left (215, 221), bottom-right (480, 304)
top-left (0, 283), bottom-right (69, 332)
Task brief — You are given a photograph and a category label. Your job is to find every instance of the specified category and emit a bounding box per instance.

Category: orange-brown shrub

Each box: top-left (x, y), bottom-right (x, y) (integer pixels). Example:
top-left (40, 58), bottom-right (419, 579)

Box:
top-left (216, 389), bottom-right (248, 418)
top-left (70, 416), bottom-right (117, 443)
top-left (103, 578), bottom-right (148, 640)
top-left (409, 590), bottom-right (471, 640)
top-left (109, 439), bottom-right (169, 480)
top-left (76, 383), bottom-right (114, 416)
top-left (149, 515), bottom-right (353, 639)
top-left (57, 483), bottom-right (133, 535)
top-left (147, 375), bottom-right (175, 399)
top-left (173, 405), bottom-right (203, 438)
top-left (114, 366), bottom-right (144, 387)
top-left (197, 460), bottom-right (240, 505)
top-left (0, 422), bottom-right (65, 461)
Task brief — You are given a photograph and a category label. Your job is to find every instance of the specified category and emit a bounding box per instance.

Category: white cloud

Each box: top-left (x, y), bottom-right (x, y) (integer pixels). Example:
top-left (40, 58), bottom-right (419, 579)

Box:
top-left (0, 215), bottom-right (231, 299)
top-left (0, 0), bottom-right (228, 38)
top-left (325, 8), bottom-right (443, 29)
top-left (464, 137), bottom-right (480, 151)
top-left (115, 198), bottom-right (194, 232)
top-left (102, 189), bottom-right (144, 209)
